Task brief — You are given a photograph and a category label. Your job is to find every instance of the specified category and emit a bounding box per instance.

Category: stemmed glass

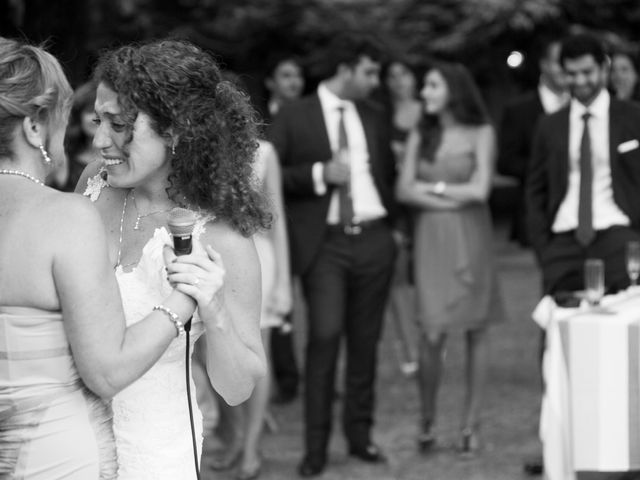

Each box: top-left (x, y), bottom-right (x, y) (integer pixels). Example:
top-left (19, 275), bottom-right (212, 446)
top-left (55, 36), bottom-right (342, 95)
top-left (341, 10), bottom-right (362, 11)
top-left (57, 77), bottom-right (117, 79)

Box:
top-left (584, 258), bottom-right (605, 308)
top-left (626, 241), bottom-right (640, 287)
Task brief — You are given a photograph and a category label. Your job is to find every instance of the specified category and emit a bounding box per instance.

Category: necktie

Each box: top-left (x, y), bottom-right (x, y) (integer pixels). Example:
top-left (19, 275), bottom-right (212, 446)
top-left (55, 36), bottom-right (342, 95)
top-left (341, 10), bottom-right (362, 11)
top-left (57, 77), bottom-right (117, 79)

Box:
top-left (576, 112), bottom-right (594, 246)
top-left (337, 106), bottom-right (354, 226)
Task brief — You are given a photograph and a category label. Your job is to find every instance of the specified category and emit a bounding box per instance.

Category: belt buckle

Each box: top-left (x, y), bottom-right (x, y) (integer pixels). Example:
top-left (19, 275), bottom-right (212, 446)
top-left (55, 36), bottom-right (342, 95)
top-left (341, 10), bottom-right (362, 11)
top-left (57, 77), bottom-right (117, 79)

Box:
top-left (344, 224), bottom-right (362, 235)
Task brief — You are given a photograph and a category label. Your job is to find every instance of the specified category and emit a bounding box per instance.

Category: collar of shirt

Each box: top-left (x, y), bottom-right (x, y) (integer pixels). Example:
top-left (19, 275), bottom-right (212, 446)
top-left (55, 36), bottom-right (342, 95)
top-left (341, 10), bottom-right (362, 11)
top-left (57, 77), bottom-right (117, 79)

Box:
top-left (538, 82), bottom-right (569, 114)
top-left (570, 88), bottom-right (610, 121)
top-left (317, 82), bottom-right (354, 114)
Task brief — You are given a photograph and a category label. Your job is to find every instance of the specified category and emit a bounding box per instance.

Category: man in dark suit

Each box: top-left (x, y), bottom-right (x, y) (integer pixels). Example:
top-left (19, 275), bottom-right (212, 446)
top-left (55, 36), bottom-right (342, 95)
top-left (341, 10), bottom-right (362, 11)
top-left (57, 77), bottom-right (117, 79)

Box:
top-left (498, 35), bottom-right (568, 247)
top-left (527, 32), bottom-right (640, 299)
top-left (527, 33), bottom-right (640, 480)
top-left (269, 33), bottom-right (397, 477)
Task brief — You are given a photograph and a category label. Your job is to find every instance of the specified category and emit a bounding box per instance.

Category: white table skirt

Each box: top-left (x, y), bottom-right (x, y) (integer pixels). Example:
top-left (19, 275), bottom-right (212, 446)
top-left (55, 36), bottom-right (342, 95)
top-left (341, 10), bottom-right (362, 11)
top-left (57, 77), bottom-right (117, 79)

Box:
top-left (533, 289), bottom-right (640, 480)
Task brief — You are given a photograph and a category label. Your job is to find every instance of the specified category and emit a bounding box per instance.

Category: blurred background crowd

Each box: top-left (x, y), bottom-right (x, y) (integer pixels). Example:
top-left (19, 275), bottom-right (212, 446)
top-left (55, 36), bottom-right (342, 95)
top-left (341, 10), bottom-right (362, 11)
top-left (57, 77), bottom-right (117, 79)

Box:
top-left (4, 1), bottom-right (640, 479)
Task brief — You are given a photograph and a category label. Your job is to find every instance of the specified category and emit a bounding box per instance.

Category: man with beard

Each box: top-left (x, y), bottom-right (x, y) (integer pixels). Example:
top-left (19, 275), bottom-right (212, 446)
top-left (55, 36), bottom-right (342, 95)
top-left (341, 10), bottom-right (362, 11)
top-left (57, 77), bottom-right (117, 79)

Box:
top-left (269, 33), bottom-right (397, 477)
top-left (527, 32), bottom-right (640, 298)
top-left (526, 32), bottom-right (640, 479)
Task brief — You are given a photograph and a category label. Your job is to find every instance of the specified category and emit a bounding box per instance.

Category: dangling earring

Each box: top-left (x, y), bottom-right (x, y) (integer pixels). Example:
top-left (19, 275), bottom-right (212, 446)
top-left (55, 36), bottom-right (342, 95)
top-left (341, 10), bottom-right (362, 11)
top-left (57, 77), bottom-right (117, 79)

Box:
top-left (171, 143), bottom-right (176, 156)
top-left (39, 145), bottom-right (52, 164)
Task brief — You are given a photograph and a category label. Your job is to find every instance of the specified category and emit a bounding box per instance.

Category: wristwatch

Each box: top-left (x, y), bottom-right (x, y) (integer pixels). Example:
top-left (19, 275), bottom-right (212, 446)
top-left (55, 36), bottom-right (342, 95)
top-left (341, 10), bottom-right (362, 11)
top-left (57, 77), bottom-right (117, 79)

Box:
top-left (432, 181), bottom-right (447, 196)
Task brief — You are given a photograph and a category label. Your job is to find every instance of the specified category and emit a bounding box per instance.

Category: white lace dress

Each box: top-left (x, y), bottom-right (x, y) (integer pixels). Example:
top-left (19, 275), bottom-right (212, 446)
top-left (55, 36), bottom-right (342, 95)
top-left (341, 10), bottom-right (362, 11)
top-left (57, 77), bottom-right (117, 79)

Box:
top-left (85, 176), bottom-right (206, 479)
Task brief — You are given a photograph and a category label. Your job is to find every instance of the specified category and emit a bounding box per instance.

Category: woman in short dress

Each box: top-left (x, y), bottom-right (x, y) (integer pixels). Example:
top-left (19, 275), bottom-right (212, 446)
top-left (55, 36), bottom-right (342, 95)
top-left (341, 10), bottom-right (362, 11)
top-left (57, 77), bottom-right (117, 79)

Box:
top-left (396, 61), bottom-right (503, 455)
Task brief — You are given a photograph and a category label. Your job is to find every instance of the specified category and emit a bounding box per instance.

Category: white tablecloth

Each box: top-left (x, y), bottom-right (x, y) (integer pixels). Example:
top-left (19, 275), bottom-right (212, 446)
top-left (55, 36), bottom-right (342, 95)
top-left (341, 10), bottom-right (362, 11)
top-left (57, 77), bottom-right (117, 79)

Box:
top-left (533, 289), bottom-right (640, 480)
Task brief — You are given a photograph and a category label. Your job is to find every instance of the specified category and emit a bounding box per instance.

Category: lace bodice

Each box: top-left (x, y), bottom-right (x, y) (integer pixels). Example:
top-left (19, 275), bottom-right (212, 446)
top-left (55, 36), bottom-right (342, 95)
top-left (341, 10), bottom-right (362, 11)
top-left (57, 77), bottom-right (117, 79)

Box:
top-left (84, 174), bottom-right (207, 479)
top-left (113, 228), bottom-right (205, 479)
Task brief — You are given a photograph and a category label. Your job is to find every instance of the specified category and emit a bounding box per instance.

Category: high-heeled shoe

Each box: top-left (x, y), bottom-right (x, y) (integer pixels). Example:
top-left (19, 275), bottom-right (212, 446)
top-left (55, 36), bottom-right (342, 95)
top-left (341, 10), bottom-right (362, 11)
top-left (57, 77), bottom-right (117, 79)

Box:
top-left (235, 452), bottom-right (263, 480)
top-left (235, 460), bottom-right (262, 480)
top-left (207, 447), bottom-right (243, 471)
top-left (417, 431), bottom-right (436, 454)
top-left (459, 428), bottom-right (480, 458)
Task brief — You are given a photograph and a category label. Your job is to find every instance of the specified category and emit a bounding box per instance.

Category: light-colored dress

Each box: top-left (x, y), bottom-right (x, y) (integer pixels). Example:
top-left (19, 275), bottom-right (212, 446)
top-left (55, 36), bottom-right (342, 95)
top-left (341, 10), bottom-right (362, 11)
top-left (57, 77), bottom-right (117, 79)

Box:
top-left (253, 140), bottom-right (283, 329)
top-left (0, 306), bottom-right (116, 479)
top-left (84, 176), bottom-right (206, 479)
top-left (413, 126), bottom-right (503, 332)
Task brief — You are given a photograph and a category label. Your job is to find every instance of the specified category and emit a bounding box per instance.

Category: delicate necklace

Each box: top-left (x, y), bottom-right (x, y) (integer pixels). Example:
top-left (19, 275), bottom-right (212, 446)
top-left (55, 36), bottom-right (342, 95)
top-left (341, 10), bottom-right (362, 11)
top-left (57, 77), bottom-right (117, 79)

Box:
top-left (131, 189), bottom-right (172, 230)
top-left (115, 190), bottom-right (129, 269)
top-left (0, 169), bottom-right (45, 187)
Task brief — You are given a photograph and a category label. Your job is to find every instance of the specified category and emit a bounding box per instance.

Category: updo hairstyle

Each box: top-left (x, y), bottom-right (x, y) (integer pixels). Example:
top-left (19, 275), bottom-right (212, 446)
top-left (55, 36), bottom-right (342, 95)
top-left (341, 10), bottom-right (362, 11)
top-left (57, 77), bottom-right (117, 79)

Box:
top-left (0, 37), bottom-right (73, 160)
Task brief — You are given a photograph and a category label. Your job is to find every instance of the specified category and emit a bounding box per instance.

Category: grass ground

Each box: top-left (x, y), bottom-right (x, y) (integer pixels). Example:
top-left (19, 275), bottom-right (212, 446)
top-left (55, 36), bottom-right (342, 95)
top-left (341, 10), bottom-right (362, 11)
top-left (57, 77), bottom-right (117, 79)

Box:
top-left (202, 218), bottom-right (546, 480)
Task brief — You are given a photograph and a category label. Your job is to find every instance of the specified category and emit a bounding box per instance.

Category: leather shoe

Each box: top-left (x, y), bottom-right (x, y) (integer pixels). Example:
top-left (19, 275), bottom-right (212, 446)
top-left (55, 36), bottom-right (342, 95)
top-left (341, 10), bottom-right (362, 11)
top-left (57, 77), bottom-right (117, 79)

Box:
top-left (348, 443), bottom-right (386, 463)
top-left (523, 458), bottom-right (543, 475)
top-left (297, 455), bottom-right (325, 477)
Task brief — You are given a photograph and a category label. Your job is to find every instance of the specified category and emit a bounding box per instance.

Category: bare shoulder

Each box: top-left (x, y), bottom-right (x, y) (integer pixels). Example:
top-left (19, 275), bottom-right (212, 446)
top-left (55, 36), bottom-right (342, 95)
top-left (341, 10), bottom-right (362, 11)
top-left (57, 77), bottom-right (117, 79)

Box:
top-left (42, 192), bottom-right (104, 237)
top-left (200, 219), bottom-right (256, 257)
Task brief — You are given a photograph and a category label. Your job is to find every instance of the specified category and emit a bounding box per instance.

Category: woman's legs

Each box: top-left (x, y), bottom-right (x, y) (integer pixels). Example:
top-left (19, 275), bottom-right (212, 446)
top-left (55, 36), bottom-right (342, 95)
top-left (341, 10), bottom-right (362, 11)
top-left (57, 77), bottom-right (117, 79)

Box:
top-left (237, 328), bottom-right (272, 476)
top-left (388, 282), bottom-right (418, 376)
top-left (416, 331), bottom-right (446, 440)
top-left (461, 328), bottom-right (489, 447)
top-left (388, 245), bottom-right (418, 376)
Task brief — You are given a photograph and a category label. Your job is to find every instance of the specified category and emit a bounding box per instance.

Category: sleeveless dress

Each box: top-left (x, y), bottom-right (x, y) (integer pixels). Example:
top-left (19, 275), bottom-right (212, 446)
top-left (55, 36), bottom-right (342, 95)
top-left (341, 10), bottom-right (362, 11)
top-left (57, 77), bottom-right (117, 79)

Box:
top-left (413, 127), bottom-right (504, 332)
top-left (0, 306), bottom-right (116, 479)
top-left (253, 140), bottom-right (283, 329)
top-left (84, 176), bottom-right (206, 479)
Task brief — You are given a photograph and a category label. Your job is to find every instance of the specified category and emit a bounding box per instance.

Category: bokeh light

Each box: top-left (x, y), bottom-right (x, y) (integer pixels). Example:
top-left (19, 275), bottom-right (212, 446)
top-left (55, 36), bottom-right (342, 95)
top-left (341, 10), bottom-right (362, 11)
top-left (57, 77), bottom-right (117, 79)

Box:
top-left (507, 50), bottom-right (524, 69)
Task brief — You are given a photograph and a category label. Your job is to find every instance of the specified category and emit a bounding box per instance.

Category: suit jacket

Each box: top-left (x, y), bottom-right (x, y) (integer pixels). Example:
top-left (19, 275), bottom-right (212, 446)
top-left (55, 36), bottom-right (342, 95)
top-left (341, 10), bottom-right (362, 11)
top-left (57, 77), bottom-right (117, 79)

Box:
top-left (268, 93), bottom-right (397, 275)
top-left (497, 92), bottom-right (545, 245)
top-left (497, 91), bottom-right (545, 181)
top-left (525, 97), bottom-right (640, 257)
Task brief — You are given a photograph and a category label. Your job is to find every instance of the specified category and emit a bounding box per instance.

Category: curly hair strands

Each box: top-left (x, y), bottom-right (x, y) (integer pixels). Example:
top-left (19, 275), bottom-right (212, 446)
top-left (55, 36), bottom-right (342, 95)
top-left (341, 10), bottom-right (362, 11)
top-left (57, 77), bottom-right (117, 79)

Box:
top-left (92, 39), bottom-right (271, 236)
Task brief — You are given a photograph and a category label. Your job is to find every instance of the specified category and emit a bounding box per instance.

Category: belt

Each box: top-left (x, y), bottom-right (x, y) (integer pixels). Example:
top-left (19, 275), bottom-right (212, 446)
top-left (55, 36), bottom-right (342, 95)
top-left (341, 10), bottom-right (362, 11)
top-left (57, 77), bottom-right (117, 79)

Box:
top-left (326, 218), bottom-right (387, 236)
top-left (555, 225), bottom-right (629, 237)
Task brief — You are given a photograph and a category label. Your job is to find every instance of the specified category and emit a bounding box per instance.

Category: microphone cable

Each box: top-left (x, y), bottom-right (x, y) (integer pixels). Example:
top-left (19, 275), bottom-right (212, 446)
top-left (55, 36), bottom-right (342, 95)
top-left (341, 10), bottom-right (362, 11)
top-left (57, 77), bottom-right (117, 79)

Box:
top-left (184, 318), bottom-right (201, 480)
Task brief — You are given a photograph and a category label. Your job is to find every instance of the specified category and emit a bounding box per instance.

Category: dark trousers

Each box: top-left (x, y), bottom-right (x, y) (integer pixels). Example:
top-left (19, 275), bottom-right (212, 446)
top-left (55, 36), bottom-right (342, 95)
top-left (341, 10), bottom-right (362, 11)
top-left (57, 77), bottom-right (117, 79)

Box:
top-left (270, 312), bottom-right (300, 398)
top-left (301, 223), bottom-right (396, 457)
top-left (541, 226), bottom-right (640, 295)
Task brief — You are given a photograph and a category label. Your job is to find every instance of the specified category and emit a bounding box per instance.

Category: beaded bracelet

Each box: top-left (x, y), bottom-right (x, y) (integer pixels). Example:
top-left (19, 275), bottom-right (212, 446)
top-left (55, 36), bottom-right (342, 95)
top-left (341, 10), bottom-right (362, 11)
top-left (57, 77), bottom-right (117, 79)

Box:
top-left (153, 305), bottom-right (185, 337)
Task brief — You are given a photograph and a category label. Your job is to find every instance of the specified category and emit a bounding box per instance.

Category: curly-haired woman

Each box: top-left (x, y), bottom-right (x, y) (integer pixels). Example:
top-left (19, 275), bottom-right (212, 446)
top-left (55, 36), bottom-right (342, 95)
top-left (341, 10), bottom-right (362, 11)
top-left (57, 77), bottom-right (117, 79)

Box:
top-left (75, 39), bottom-right (267, 479)
top-left (0, 36), bottom-right (233, 479)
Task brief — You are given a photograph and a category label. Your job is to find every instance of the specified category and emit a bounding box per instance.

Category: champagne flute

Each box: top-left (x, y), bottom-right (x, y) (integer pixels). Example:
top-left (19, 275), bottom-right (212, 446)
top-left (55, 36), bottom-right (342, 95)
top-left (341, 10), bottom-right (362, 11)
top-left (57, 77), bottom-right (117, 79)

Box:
top-left (626, 241), bottom-right (640, 287)
top-left (584, 258), bottom-right (605, 308)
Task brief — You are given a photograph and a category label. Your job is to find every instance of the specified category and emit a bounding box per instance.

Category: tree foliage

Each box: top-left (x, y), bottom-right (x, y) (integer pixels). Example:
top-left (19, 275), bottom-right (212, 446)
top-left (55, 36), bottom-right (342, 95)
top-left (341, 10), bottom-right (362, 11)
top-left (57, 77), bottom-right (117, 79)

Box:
top-left (4, 0), bottom-right (640, 86)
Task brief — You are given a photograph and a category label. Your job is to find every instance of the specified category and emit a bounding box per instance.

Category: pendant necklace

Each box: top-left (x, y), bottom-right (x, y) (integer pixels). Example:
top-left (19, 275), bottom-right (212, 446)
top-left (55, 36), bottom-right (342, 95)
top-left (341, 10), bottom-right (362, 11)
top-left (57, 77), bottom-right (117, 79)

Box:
top-left (131, 189), bottom-right (173, 230)
top-left (0, 169), bottom-right (45, 187)
top-left (115, 189), bottom-right (175, 270)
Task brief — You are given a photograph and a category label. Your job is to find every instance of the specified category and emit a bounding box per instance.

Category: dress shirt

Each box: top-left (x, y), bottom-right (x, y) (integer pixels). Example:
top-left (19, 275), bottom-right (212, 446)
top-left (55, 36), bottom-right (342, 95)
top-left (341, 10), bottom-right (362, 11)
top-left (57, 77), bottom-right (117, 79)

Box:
top-left (311, 82), bottom-right (387, 224)
top-left (552, 89), bottom-right (630, 233)
top-left (538, 82), bottom-right (569, 114)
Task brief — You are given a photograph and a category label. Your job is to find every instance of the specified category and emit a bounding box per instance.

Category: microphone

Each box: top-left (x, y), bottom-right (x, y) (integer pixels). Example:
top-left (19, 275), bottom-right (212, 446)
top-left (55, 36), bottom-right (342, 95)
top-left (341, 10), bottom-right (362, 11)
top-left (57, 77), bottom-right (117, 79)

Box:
top-left (167, 207), bottom-right (201, 478)
top-left (167, 207), bottom-right (197, 256)
top-left (167, 207), bottom-right (198, 335)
